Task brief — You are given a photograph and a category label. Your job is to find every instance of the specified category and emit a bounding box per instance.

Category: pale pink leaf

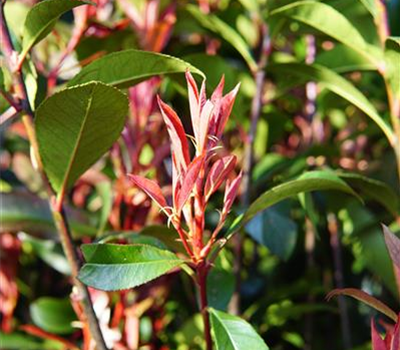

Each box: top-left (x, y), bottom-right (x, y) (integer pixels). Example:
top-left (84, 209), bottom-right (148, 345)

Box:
top-left (390, 316), bottom-right (400, 350)
top-left (157, 96), bottom-right (190, 172)
top-left (326, 288), bottom-right (398, 322)
top-left (197, 100), bottom-right (214, 153)
top-left (205, 155), bottom-right (237, 201)
top-left (128, 174), bottom-right (168, 211)
top-left (176, 156), bottom-right (204, 213)
top-left (222, 171), bottom-right (242, 216)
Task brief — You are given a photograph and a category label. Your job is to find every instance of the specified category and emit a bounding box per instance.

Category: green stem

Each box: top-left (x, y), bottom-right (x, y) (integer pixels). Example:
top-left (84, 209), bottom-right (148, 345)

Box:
top-left (0, 3), bottom-right (108, 349)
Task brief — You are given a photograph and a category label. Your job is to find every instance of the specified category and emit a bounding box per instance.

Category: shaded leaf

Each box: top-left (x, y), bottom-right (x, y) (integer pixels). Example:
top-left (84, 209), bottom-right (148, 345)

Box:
top-left (36, 82), bottom-right (128, 194)
top-left (268, 63), bottom-right (393, 143)
top-left (210, 308), bottom-right (269, 350)
top-left (326, 288), bottom-right (397, 322)
top-left (384, 37), bottom-right (400, 108)
top-left (338, 173), bottom-right (399, 217)
top-left (30, 297), bottom-right (77, 334)
top-left (246, 205), bottom-right (297, 261)
top-left (207, 268), bottom-right (235, 311)
top-left (21, 0), bottom-right (90, 58)
top-left (79, 244), bottom-right (185, 291)
top-left (68, 50), bottom-right (204, 88)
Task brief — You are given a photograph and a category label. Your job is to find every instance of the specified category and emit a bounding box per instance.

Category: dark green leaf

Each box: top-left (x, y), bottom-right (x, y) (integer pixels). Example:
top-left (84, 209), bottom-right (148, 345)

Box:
top-left (186, 5), bottom-right (257, 71)
top-left (36, 82), bottom-right (128, 194)
top-left (0, 191), bottom-right (96, 238)
top-left (268, 63), bottom-right (393, 143)
top-left (68, 50), bottom-right (204, 88)
top-left (338, 173), bottom-right (399, 217)
top-left (207, 269), bottom-right (235, 311)
top-left (30, 297), bottom-right (77, 334)
top-left (79, 244), bottom-right (185, 291)
top-left (246, 205), bottom-right (297, 260)
top-left (21, 0), bottom-right (90, 58)
top-left (210, 308), bottom-right (269, 350)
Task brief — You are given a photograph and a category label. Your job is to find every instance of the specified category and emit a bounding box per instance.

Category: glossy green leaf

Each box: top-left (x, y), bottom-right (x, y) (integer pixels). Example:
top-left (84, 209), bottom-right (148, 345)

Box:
top-left (68, 49), bottom-right (204, 88)
top-left (30, 297), bottom-right (77, 334)
top-left (246, 205), bottom-right (297, 260)
top-left (36, 82), bottom-right (128, 194)
top-left (268, 63), bottom-right (393, 143)
top-left (210, 308), bottom-right (269, 350)
top-left (21, 0), bottom-right (90, 58)
top-left (338, 173), bottom-right (399, 217)
top-left (186, 5), bottom-right (257, 71)
top-left (269, 1), bottom-right (377, 65)
top-left (244, 171), bottom-right (358, 224)
top-left (79, 244), bottom-right (185, 291)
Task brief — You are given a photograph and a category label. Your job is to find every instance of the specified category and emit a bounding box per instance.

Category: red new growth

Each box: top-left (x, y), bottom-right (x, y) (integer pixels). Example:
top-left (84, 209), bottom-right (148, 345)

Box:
top-left (130, 71), bottom-right (241, 263)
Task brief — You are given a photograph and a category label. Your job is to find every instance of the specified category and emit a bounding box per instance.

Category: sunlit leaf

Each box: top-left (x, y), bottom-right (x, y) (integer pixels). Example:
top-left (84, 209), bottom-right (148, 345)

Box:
top-left (21, 0), bottom-right (90, 58)
top-left (68, 50), bottom-right (204, 88)
top-left (36, 82), bottom-right (128, 194)
top-left (79, 244), bottom-right (186, 291)
top-left (210, 308), bottom-right (269, 350)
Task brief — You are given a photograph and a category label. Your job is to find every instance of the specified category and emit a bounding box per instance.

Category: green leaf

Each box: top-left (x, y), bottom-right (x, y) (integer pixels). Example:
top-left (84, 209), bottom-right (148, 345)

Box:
top-left (244, 171), bottom-right (359, 224)
top-left (246, 205), bottom-right (297, 260)
top-left (269, 1), bottom-right (377, 65)
top-left (268, 63), bottom-right (394, 143)
top-left (95, 182), bottom-right (112, 235)
top-left (384, 37), bottom-right (400, 107)
top-left (186, 5), bottom-right (257, 71)
top-left (68, 49), bottom-right (204, 88)
top-left (338, 173), bottom-right (399, 217)
top-left (0, 332), bottom-right (61, 350)
top-left (78, 244), bottom-right (185, 291)
top-left (207, 268), bottom-right (235, 311)
top-left (315, 44), bottom-right (376, 73)
top-left (19, 233), bottom-right (70, 275)
top-left (210, 308), bottom-right (269, 350)
top-left (21, 0), bottom-right (90, 59)
top-left (0, 191), bottom-right (96, 238)
top-left (30, 297), bottom-right (77, 334)
top-left (36, 82), bottom-right (128, 194)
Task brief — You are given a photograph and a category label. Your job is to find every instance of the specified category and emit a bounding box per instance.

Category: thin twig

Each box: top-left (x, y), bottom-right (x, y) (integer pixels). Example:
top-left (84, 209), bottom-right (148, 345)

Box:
top-left (230, 23), bottom-right (271, 315)
top-left (0, 3), bottom-right (108, 349)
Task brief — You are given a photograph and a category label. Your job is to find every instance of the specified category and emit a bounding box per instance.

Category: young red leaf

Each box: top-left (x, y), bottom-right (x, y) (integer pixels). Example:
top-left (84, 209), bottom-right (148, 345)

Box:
top-left (326, 288), bottom-right (398, 322)
top-left (204, 155), bottom-right (237, 201)
top-left (157, 96), bottom-right (190, 173)
top-left (222, 171), bottom-right (242, 217)
top-left (391, 316), bottom-right (400, 350)
top-left (176, 155), bottom-right (204, 214)
top-left (215, 83), bottom-right (240, 138)
top-left (371, 319), bottom-right (388, 350)
top-left (209, 75), bottom-right (225, 136)
top-left (382, 224), bottom-right (400, 270)
top-left (128, 174), bottom-right (169, 213)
